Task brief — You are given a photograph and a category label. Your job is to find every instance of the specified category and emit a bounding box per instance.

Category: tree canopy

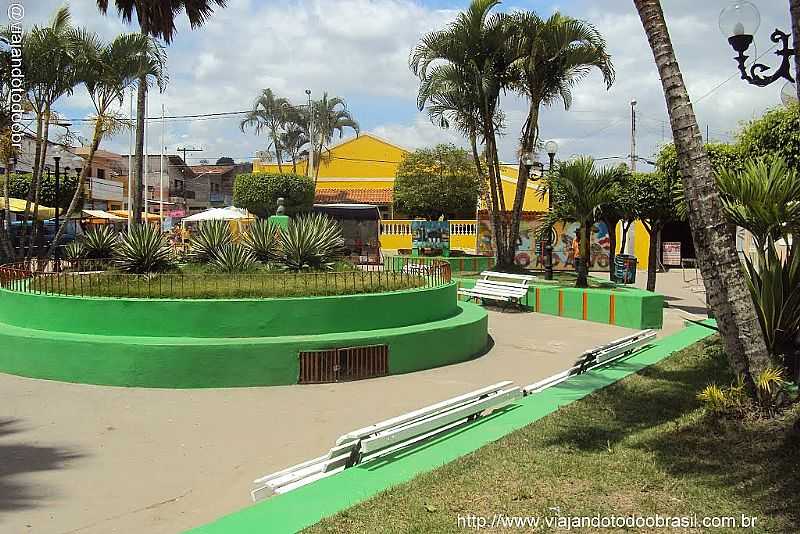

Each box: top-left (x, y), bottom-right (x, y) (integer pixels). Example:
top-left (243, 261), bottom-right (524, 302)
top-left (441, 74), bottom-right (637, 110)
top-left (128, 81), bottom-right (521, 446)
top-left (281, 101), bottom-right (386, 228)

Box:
top-left (233, 172), bottom-right (314, 218)
top-left (1, 172), bottom-right (79, 209)
top-left (392, 144), bottom-right (480, 220)
top-left (738, 103), bottom-right (800, 173)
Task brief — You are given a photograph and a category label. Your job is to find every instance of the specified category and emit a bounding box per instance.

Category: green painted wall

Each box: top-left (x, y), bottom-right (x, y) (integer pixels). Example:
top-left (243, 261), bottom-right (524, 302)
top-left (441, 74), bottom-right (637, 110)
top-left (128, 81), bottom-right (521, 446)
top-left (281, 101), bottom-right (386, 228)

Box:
top-left (0, 283), bottom-right (458, 338)
top-left (455, 278), bottom-right (664, 330)
top-left (0, 302), bottom-right (488, 388)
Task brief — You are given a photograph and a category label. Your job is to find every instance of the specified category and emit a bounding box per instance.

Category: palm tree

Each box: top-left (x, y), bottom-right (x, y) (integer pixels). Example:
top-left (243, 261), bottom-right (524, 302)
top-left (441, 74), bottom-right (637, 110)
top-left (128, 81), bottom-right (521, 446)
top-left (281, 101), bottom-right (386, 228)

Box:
top-left (411, 0), bottom-right (519, 264)
top-left (716, 158), bottom-right (800, 251)
top-left (96, 1), bottom-right (225, 224)
top-left (4, 7), bottom-right (80, 258)
top-left (634, 0), bottom-right (771, 388)
top-left (308, 93), bottom-right (359, 183)
top-left (538, 157), bottom-right (619, 288)
top-left (505, 12), bottom-right (614, 268)
top-left (278, 122), bottom-right (309, 174)
top-left (48, 31), bottom-right (167, 255)
top-left (240, 88), bottom-right (291, 172)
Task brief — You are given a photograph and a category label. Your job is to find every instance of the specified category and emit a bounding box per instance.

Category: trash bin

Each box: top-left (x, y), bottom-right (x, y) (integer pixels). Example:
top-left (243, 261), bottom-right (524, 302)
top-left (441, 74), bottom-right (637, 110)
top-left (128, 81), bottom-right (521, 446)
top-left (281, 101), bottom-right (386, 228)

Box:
top-left (614, 254), bottom-right (638, 284)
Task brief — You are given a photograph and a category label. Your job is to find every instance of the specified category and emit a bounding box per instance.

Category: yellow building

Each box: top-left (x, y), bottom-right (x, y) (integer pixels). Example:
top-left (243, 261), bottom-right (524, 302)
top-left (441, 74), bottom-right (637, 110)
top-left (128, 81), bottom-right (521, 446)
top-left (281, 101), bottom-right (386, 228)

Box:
top-left (252, 132), bottom-right (651, 269)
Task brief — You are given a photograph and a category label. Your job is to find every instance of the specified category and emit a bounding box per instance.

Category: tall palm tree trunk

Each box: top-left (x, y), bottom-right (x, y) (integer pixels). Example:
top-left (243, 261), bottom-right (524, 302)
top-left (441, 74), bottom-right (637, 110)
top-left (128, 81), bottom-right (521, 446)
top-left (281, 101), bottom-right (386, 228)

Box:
top-left (508, 102), bottom-right (540, 267)
top-left (576, 220), bottom-right (591, 288)
top-left (28, 106), bottom-right (52, 261)
top-left (792, 0), bottom-right (800, 104)
top-left (131, 72), bottom-right (147, 225)
top-left (20, 113), bottom-right (45, 258)
top-left (634, 0), bottom-right (771, 385)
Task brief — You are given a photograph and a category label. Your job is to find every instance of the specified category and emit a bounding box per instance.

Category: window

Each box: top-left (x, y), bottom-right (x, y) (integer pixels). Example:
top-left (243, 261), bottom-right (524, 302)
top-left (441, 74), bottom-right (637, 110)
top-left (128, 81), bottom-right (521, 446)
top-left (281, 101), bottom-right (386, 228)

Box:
top-left (97, 168), bottom-right (105, 180)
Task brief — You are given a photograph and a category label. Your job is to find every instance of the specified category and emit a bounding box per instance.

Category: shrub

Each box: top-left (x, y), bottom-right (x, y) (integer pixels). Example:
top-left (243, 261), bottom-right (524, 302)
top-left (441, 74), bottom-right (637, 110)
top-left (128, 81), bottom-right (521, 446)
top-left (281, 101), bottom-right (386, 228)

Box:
top-left (241, 219), bottom-right (280, 263)
top-left (189, 220), bottom-right (232, 263)
top-left (114, 224), bottom-right (176, 273)
top-left (233, 172), bottom-right (315, 218)
top-left (81, 226), bottom-right (117, 259)
top-left (63, 240), bottom-right (86, 260)
top-left (280, 213), bottom-right (345, 271)
top-left (210, 243), bottom-right (258, 273)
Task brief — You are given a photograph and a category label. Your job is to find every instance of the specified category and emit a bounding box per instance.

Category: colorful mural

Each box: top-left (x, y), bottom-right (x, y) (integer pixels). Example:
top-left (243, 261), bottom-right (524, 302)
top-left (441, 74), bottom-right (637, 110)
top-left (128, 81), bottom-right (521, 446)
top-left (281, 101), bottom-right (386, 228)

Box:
top-left (411, 220), bottom-right (450, 254)
top-left (477, 215), bottom-right (611, 271)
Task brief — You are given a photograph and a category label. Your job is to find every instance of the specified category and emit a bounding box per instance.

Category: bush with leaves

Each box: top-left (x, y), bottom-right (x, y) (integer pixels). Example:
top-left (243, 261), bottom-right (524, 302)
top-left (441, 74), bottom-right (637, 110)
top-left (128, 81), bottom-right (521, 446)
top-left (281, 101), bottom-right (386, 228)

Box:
top-left (81, 226), bottom-right (117, 259)
top-left (241, 219), bottom-right (280, 263)
top-left (63, 239), bottom-right (86, 260)
top-left (114, 224), bottom-right (176, 273)
top-left (737, 103), bottom-right (800, 173)
top-left (210, 243), bottom-right (258, 273)
top-left (393, 144), bottom-right (480, 219)
top-left (1, 172), bottom-right (80, 210)
top-left (232, 172), bottom-right (314, 218)
top-left (189, 220), bottom-right (232, 263)
top-left (698, 366), bottom-right (794, 418)
top-left (280, 213), bottom-right (345, 271)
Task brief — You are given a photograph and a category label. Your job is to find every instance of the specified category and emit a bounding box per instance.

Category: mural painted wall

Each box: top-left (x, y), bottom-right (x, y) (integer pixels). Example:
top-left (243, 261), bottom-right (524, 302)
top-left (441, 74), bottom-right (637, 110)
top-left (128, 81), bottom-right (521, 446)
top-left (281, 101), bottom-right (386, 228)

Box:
top-left (477, 214), bottom-right (611, 271)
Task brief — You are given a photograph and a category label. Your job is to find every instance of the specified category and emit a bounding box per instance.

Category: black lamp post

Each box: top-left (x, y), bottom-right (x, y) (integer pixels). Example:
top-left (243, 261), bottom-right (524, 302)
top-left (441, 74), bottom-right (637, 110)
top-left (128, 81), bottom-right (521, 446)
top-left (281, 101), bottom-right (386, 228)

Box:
top-left (720, 1), bottom-right (796, 87)
top-left (544, 140), bottom-right (558, 280)
top-left (53, 155), bottom-right (60, 260)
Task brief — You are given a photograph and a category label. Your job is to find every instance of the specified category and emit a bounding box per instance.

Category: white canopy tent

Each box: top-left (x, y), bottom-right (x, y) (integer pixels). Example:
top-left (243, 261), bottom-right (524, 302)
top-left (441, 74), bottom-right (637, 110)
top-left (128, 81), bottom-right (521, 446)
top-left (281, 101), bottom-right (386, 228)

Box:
top-left (181, 207), bottom-right (255, 224)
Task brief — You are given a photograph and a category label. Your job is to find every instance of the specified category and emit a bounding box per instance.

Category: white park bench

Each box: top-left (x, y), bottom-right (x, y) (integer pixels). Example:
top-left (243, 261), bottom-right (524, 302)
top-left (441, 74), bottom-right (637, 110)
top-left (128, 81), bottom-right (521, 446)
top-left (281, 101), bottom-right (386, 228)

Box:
top-left (458, 271), bottom-right (536, 308)
top-left (251, 381), bottom-right (521, 501)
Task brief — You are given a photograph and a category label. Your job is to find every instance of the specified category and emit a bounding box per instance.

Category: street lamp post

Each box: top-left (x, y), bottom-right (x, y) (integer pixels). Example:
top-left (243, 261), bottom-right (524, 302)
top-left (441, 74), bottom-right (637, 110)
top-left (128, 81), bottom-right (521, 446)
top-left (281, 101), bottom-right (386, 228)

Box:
top-left (720, 1), bottom-right (796, 87)
top-left (544, 140), bottom-right (558, 281)
top-left (305, 89), bottom-right (313, 179)
top-left (53, 155), bottom-right (60, 261)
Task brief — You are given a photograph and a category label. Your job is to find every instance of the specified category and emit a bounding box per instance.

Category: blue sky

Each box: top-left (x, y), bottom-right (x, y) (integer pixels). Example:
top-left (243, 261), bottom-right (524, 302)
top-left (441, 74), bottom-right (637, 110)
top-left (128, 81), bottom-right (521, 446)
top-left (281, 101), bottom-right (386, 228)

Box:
top-left (9, 0), bottom-right (796, 167)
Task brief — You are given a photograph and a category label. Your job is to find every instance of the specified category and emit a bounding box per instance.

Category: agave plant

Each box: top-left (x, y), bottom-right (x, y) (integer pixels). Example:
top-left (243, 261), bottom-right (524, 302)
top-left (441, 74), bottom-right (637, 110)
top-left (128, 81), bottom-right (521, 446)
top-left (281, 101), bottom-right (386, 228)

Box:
top-left (241, 219), bottom-right (280, 263)
top-left (62, 240), bottom-right (87, 260)
top-left (82, 226), bottom-right (118, 259)
top-left (210, 243), bottom-right (258, 273)
top-left (280, 213), bottom-right (345, 271)
top-left (114, 224), bottom-right (176, 273)
top-left (743, 237), bottom-right (800, 381)
top-left (188, 220), bottom-right (233, 263)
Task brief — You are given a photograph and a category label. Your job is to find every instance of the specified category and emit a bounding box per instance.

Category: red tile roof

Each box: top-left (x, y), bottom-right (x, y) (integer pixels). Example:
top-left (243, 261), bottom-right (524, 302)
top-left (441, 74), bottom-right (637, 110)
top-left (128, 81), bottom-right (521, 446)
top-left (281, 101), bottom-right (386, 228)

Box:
top-left (190, 165), bottom-right (236, 175)
top-left (314, 188), bottom-right (393, 205)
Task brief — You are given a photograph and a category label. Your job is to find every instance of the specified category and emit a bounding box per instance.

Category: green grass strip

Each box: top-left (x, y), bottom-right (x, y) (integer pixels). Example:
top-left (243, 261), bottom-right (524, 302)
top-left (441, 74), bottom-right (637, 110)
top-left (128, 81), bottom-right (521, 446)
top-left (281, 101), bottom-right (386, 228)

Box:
top-left (186, 323), bottom-right (714, 534)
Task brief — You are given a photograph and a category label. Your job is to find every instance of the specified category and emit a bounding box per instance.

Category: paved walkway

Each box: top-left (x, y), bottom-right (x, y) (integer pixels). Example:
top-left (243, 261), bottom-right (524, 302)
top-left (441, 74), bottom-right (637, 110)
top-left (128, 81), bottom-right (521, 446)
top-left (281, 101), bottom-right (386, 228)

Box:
top-left (1, 309), bottom-right (643, 534)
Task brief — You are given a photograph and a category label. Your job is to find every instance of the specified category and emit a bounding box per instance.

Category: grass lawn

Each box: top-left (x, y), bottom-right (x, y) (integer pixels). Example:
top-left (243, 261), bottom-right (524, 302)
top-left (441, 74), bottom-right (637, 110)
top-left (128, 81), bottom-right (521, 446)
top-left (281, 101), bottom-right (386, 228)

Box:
top-left (27, 269), bottom-right (427, 299)
top-left (306, 337), bottom-right (800, 533)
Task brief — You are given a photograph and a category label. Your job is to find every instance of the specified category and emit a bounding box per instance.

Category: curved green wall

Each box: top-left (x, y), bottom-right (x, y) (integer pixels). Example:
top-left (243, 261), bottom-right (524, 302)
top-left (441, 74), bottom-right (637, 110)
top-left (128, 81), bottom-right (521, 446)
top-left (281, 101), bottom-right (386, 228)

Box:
top-left (0, 283), bottom-right (458, 338)
top-left (0, 283), bottom-right (488, 388)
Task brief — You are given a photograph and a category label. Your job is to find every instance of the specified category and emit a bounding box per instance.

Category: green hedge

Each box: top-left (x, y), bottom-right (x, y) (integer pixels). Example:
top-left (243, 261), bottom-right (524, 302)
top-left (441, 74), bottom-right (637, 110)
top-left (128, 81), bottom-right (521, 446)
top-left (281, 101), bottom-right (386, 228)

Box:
top-left (233, 172), bottom-right (314, 217)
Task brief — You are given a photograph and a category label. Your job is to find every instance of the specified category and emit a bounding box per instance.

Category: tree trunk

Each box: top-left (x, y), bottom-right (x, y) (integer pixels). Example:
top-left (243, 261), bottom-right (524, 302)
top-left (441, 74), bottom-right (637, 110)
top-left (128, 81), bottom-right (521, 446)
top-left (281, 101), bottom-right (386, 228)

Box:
top-left (131, 74), bottom-right (147, 225)
top-left (29, 107), bottom-right (52, 260)
top-left (645, 223), bottom-right (658, 292)
top-left (634, 0), bottom-right (771, 385)
top-left (508, 102), bottom-right (541, 268)
top-left (20, 112), bottom-right (44, 258)
top-left (575, 221), bottom-right (590, 288)
top-left (791, 0), bottom-right (800, 104)
top-left (619, 220), bottom-right (631, 254)
top-left (48, 125), bottom-right (101, 257)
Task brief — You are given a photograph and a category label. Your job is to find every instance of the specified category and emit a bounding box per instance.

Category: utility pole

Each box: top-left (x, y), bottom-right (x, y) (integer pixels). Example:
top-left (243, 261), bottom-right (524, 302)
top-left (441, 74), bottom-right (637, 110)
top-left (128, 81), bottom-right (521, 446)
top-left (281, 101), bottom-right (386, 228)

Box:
top-left (127, 87), bottom-right (134, 229)
top-left (176, 146), bottom-right (203, 164)
top-left (630, 99), bottom-right (637, 172)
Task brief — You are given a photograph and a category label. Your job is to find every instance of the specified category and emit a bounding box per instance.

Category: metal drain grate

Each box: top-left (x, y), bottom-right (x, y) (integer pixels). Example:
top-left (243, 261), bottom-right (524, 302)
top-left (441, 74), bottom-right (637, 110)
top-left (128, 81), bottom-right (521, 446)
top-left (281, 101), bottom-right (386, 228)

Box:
top-left (298, 345), bottom-right (389, 384)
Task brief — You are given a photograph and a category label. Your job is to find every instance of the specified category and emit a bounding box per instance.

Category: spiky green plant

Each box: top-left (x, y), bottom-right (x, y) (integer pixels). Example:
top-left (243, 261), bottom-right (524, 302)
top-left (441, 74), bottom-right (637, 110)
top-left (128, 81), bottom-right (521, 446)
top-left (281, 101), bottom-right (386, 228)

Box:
top-left (210, 243), bottom-right (258, 273)
top-left (63, 240), bottom-right (87, 260)
top-left (241, 219), bottom-right (279, 263)
top-left (280, 213), bottom-right (345, 271)
top-left (114, 223), bottom-right (176, 273)
top-left (188, 220), bottom-right (233, 263)
top-left (743, 237), bottom-right (800, 379)
top-left (82, 225), bottom-right (118, 258)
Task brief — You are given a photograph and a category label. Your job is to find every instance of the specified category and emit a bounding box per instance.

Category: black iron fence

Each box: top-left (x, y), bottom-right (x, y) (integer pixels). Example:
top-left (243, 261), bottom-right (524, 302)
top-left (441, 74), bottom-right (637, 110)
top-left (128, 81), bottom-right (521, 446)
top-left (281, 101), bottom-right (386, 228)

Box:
top-left (0, 257), bottom-right (452, 299)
